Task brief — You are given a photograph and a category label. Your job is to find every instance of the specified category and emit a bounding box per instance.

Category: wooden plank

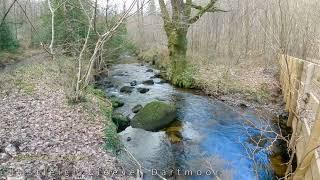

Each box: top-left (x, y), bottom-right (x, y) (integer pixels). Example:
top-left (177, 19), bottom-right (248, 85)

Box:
top-left (293, 107), bottom-right (320, 179)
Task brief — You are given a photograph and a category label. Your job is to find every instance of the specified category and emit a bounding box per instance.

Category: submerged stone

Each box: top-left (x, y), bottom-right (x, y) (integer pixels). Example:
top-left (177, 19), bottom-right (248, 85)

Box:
top-left (131, 101), bottom-right (177, 131)
top-left (163, 121), bottom-right (183, 143)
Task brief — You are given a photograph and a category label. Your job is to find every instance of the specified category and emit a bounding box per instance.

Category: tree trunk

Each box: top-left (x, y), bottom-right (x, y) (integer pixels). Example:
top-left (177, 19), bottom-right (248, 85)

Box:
top-left (158, 0), bottom-right (221, 87)
top-left (166, 27), bottom-right (189, 87)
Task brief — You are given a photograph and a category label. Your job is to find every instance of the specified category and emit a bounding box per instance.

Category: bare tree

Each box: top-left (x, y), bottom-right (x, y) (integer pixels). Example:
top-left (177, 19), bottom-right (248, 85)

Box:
top-left (74, 0), bottom-right (138, 101)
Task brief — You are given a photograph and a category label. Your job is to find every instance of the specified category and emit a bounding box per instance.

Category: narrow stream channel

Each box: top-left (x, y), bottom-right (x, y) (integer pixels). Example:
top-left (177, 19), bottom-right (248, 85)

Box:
top-left (102, 56), bottom-right (284, 180)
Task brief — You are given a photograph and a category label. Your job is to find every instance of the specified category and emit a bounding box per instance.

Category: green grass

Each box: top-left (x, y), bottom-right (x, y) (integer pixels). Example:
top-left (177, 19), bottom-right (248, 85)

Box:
top-left (86, 85), bottom-right (107, 99)
top-left (85, 85), bottom-right (122, 154)
top-left (98, 95), bottom-right (122, 153)
top-left (12, 64), bottom-right (47, 94)
top-left (15, 79), bottom-right (35, 94)
top-left (0, 63), bottom-right (45, 95)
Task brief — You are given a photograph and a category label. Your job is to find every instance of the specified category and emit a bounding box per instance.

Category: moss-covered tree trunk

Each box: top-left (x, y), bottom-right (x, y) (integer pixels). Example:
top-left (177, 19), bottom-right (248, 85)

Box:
top-left (158, 0), bottom-right (223, 87)
top-left (167, 27), bottom-right (189, 86)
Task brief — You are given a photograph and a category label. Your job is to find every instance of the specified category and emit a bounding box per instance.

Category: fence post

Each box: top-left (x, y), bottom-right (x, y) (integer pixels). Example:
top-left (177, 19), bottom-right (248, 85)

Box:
top-left (293, 106), bottom-right (320, 180)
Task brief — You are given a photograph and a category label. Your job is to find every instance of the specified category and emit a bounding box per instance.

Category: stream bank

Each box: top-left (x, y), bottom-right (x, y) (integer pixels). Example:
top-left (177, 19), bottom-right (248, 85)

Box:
top-left (96, 54), bottom-right (291, 180)
top-left (0, 53), bottom-right (131, 179)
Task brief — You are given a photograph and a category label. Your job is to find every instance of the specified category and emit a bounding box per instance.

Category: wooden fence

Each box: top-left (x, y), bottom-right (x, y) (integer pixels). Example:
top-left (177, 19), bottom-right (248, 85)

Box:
top-left (280, 55), bottom-right (320, 179)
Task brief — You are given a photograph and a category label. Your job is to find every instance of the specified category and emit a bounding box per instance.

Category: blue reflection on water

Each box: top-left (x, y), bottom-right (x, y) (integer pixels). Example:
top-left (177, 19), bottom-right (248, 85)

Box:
top-left (174, 93), bottom-right (274, 180)
top-left (107, 63), bottom-right (276, 180)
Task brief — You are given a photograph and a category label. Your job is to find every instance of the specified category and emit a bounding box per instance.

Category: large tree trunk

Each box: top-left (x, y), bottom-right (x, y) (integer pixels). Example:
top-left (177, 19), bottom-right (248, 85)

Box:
top-left (165, 26), bottom-right (189, 87)
top-left (158, 0), bottom-right (221, 87)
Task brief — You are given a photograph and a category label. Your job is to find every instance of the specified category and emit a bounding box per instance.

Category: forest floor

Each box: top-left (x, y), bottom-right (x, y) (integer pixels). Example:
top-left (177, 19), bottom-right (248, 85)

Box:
top-left (0, 51), bottom-right (131, 179)
top-left (191, 55), bottom-right (285, 116)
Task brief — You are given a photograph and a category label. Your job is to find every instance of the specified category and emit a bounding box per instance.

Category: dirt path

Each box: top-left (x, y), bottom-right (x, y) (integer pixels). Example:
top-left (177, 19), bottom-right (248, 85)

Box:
top-left (0, 52), bottom-right (131, 179)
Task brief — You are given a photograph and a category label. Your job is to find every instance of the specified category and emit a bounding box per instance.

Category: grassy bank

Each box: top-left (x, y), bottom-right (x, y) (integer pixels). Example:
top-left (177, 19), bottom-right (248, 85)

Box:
top-left (85, 85), bottom-right (122, 152)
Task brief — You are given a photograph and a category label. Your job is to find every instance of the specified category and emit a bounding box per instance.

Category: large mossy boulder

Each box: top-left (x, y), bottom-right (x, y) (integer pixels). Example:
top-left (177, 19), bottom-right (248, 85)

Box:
top-left (131, 101), bottom-right (177, 131)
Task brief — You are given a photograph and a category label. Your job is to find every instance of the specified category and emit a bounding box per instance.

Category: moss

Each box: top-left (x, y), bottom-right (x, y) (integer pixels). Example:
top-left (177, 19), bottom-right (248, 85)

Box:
top-left (98, 100), bottom-right (122, 153)
top-left (86, 88), bottom-right (122, 153)
top-left (86, 85), bottom-right (107, 99)
top-left (104, 122), bottom-right (121, 153)
top-left (169, 60), bottom-right (195, 88)
top-left (112, 113), bottom-right (130, 132)
top-left (109, 96), bottom-right (124, 108)
top-left (80, 84), bottom-right (122, 153)
top-left (131, 101), bottom-right (177, 131)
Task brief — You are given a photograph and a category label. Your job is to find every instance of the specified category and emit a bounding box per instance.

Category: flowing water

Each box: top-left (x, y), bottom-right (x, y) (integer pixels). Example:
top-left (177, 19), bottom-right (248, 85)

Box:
top-left (103, 56), bottom-right (283, 180)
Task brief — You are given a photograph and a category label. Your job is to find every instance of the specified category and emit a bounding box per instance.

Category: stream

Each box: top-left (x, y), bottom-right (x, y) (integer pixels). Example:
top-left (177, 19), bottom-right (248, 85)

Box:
top-left (102, 56), bottom-right (284, 180)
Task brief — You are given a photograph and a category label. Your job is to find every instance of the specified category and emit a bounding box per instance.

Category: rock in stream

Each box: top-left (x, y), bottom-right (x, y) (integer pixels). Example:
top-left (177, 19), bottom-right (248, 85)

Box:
top-left (131, 101), bottom-right (177, 131)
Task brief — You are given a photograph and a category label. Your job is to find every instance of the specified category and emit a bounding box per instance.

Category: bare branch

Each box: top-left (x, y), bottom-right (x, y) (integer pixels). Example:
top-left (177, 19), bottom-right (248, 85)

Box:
top-left (188, 0), bottom-right (222, 24)
top-left (0, 0), bottom-right (18, 27)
